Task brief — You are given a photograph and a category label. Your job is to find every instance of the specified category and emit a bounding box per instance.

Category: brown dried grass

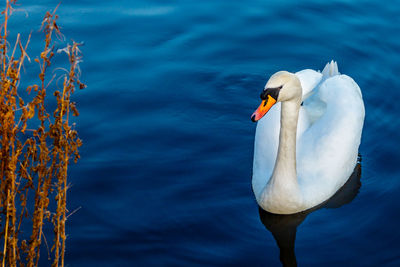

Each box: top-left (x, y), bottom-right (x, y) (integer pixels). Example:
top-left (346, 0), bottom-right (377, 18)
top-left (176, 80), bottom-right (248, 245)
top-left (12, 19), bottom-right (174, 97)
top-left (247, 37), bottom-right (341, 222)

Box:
top-left (0, 1), bottom-right (85, 266)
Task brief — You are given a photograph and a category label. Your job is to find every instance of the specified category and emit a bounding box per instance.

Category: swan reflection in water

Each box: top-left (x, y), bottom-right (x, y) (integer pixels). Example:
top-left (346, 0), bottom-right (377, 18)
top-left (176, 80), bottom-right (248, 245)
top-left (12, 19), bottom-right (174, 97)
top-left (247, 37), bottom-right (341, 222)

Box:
top-left (259, 161), bottom-right (362, 267)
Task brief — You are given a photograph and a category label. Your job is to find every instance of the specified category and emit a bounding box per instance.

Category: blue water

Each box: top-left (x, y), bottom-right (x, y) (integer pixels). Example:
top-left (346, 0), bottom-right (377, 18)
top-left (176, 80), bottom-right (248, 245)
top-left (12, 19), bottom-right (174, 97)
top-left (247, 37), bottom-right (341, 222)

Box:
top-left (8, 0), bottom-right (400, 266)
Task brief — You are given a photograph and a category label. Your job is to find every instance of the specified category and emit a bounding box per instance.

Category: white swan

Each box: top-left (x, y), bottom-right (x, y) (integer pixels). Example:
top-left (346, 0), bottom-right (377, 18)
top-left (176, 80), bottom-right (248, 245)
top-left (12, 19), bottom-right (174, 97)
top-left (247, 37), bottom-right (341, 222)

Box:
top-left (251, 61), bottom-right (365, 214)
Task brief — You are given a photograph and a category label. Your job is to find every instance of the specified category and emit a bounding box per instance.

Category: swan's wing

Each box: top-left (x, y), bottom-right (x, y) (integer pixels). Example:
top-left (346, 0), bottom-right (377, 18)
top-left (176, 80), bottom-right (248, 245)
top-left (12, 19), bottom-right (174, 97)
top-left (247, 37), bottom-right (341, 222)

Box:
top-left (297, 74), bottom-right (365, 205)
top-left (297, 61), bottom-right (346, 133)
top-left (295, 69), bottom-right (322, 101)
top-left (295, 69), bottom-right (322, 137)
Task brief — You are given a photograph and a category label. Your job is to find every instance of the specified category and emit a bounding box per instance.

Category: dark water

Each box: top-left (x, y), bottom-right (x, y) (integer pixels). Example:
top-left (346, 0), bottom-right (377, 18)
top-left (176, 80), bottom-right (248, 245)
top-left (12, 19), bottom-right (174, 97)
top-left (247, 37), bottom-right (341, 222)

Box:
top-left (8, 0), bottom-right (400, 266)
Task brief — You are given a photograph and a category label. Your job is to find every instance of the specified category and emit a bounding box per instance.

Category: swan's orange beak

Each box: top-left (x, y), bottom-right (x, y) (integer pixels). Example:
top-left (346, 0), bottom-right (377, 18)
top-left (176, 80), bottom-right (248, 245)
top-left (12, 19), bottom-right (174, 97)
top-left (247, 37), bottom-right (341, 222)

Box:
top-left (251, 95), bottom-right (277, 122)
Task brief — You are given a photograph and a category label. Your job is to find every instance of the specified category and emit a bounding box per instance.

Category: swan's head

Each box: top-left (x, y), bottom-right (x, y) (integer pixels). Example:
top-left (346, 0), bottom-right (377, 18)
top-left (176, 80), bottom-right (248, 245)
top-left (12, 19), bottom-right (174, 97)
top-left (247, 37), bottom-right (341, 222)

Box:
top-left (251, 71), bottom-right (302, 122)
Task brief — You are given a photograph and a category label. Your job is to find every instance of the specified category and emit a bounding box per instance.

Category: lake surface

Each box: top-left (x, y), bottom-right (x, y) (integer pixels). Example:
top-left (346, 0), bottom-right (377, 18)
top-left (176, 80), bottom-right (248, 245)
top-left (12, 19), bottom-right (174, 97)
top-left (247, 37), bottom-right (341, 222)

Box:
top-left (9, 0), bottom-right (400, 266)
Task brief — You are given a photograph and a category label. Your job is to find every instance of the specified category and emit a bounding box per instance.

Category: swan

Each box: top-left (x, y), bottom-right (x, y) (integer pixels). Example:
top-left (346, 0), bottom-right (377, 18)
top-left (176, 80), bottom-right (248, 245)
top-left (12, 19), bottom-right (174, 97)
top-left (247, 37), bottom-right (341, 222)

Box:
top-left (251, 61), bottom-right (365, 214)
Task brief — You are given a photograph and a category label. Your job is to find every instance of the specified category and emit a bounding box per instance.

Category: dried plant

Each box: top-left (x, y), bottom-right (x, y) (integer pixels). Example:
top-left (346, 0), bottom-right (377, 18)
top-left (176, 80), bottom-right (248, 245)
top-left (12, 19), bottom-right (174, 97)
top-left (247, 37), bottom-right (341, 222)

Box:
top-left (0, 1), bottom-right (85, 266)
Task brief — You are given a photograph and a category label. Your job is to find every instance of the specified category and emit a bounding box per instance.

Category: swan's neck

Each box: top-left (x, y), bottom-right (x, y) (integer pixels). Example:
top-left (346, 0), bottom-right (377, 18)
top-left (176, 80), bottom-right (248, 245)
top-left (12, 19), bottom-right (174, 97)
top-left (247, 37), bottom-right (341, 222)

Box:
top-left (273, 100), bottom-right (299, 178)
top-left (263, 99), bottom-right (303, 213)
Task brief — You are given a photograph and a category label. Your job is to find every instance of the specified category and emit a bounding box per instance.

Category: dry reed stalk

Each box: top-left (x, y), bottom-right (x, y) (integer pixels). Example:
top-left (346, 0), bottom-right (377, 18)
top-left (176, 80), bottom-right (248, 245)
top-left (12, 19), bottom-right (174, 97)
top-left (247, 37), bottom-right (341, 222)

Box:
top-left (0, 1), bottom-right (85, 266)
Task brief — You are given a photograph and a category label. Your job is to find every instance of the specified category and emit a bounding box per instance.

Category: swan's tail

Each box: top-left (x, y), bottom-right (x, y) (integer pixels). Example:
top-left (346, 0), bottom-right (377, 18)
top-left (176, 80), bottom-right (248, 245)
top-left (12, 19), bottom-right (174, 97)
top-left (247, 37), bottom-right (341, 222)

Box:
top-left (321, 60), bottom-right (340, 79)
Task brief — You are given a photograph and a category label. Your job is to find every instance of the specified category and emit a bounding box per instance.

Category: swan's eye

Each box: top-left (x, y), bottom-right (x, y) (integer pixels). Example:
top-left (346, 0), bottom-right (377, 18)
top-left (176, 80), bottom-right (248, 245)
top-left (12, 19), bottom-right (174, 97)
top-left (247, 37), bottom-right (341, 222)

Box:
top-left (260, 86), bottom-right (282, 100)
